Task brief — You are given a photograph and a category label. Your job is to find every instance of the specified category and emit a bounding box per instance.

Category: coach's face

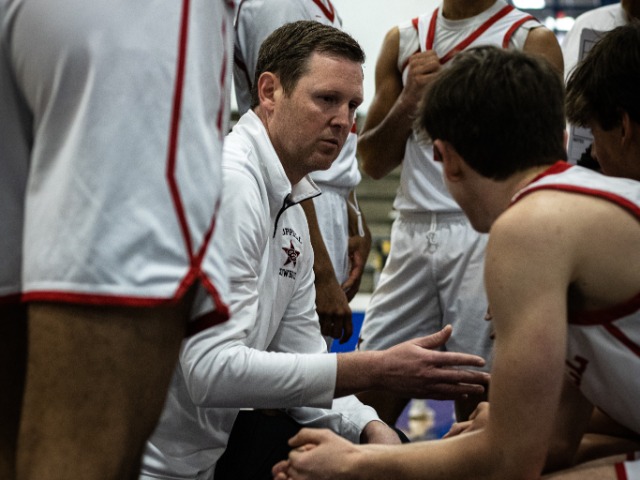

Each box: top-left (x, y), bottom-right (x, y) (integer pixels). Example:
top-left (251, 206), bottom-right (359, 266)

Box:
top-left (260, 52), bottom-right (363, 184)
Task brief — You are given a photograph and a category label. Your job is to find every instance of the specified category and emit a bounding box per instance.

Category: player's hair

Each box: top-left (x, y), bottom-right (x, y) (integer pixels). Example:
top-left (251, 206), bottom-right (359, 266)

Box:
top-left (416, 46), bottom-right (566, 181)
top-left (250, 20), bottom-right (365, 109)
top-left (566, 21), bottom-right (640, 130)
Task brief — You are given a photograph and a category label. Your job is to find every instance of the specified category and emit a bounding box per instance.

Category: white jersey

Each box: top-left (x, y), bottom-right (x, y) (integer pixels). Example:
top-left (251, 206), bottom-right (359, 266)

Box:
top-left (1, 0), bottom-right (233, 316)
top-left (513, 162), bottom-right (640, 435)
top-left (141, 111), bottom-right (379, 479)
top-left (562, 3), bottom-right (629, 81)
top-left (561, 4), bottom-right (629, 165)
top-left (395, 0), bottom-right (538, 213)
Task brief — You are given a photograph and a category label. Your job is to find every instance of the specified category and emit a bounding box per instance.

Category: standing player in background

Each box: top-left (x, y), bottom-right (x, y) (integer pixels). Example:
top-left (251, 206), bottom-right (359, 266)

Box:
top-left (356, 0), bottom-right (563, 424)
top-left (0, 0), bottom-right (233, 478)
top-left (274, 42), bottom-right (640, 480)
top-left (234, 0), bottom-right (372, 347)
top-left (562, 0), bottom-right (638, 79)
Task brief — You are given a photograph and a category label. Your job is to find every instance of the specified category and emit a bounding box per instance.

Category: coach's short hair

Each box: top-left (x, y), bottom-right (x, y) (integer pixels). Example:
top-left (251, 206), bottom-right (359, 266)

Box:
top-left (417, 46), bottom-right (566, 180)
top-left (566, 22), bottom-right (640, 130)
top-left (250, 20), bottom-right (365, 109)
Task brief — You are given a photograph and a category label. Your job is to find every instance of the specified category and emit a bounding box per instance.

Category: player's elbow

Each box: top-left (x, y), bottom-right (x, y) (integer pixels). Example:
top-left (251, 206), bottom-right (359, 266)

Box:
top-left (357, 135), bottom-right (401, 179)
top-left (357, 137), bottom-right (382, 179)
top-left (544, 437), bottom-right (579, 473)
top-left (358, 149), bottom-right (388, 180)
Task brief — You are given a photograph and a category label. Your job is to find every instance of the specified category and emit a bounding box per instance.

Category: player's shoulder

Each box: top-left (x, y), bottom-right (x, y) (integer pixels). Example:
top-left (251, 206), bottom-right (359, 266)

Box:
top-left (498, 189), bottom-right (564, 227)
top-left (502, 182), bottom-right (631, 244)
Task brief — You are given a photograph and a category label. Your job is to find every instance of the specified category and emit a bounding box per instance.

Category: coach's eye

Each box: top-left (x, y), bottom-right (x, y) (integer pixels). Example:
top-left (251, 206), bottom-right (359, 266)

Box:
top-left (319, 95), bottom-right (336, 104)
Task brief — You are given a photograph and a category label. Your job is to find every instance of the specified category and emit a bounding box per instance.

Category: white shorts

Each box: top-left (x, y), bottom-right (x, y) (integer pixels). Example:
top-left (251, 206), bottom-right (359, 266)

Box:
top-left (359, 212), bottom-right (493, 369)
top-left (312, 185), bottom-right (351, 284)
top-left (1, 0), bottom-right (233, 315)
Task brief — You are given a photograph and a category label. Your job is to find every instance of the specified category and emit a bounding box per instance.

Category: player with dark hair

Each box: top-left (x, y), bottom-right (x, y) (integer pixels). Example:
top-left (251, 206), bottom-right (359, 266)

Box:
top-left (274, 44), bottom-right (640, 480)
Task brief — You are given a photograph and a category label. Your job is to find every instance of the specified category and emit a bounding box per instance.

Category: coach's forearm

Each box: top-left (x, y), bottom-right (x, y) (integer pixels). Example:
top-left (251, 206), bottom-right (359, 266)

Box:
top-left (334, 350), bottom-right (385, 397)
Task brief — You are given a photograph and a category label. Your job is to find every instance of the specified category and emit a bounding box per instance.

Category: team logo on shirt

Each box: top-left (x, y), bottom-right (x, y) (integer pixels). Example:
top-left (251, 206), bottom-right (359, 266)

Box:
top-left (282, 240), bottom-right (300, 267)
top-left (279, 228), bottom-right (302, 280)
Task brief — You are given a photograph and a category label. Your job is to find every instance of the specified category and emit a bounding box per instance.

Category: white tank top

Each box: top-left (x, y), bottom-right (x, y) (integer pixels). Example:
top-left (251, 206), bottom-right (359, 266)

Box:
top-left (513, 162), bottom-right (640, 434)
top-left (395, 0), bottom-right (538, 212)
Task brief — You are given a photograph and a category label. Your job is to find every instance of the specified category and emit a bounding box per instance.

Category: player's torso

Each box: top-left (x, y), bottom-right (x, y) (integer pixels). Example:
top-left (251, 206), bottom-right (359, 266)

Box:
top-left (396, 0), bottom-right (536, 212)
top-left (516, 164), bottom-right (640, 434)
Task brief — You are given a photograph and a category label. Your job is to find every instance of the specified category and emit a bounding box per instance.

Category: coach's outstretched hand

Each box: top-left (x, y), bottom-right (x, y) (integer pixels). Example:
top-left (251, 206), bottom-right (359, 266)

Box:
top-left (334, 325), bottom-right (490, 399)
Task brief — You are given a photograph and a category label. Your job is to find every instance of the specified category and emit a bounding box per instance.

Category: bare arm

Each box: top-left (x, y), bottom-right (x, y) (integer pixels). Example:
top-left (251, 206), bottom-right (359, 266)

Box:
top-left (544, 379), bottom-right (595, 471)
top-left (358, 27), bottom-right (440, 179)
top-left (572, 409), bottom-right (640, 466)
top-left (300, 198), bottom-right (353, 343)
top-left (334, 325), bottom-right (489, 400)
top-left (523, 26), bottom-right (564, 76)
top-left (360, 421), bottom-right (402, 445)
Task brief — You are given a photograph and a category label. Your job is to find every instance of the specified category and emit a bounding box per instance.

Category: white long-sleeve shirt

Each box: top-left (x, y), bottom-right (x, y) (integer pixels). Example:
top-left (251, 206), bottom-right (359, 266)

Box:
top-left (140, 110), bottom-right (379, 479)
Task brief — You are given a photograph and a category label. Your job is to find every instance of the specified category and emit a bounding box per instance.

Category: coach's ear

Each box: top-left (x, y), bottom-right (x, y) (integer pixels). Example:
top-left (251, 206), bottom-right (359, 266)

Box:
top-left (257, 72), bottom-right (281, 114)
top-left (434, 139), bottom-right (463, 183)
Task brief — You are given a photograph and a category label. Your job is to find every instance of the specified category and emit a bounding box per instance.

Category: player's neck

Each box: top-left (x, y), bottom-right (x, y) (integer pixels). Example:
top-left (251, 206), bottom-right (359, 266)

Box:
top-left (441, 0), bottom-right (497, 20)
top-left (508, 165), bottom-right (552, 197)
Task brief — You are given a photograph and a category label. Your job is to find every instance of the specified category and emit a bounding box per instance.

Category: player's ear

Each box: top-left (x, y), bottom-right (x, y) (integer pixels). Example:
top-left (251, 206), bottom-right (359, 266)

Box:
top-left (434, 139), bottom-right (463, 182)
top-left (620, 110), bottom-right (635, 149)
top-left (257, 72), bottom-right (280, 112)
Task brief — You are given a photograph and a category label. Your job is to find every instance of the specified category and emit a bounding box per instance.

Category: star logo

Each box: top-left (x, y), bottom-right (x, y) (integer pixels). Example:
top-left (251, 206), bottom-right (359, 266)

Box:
top-left (282, 241), bottom-right (300, 267)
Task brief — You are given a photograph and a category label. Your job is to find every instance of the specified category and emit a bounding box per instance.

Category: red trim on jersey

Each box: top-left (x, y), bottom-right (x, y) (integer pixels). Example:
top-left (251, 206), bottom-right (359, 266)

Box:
top-left (569, 292), bottom-right (640, 326)
top-left (502, 15), bottom-right (536, 48)
top-left (186, 305), bottom-right (229, 337)
top-left (525, 160), bottom-right (572, 186)
top-left (0, 293), bottom-right (21, 305)
top-left (426, 5), bottom-right (515, 64)
top-left (400, 17), bottom-right (425, 74)
top-left (616, 462), bottom-right (628, 480)
top-left (426, 9), bottom-right (438, 50)
top-left (165, 0), bottom-right (229, 321)
top-left (22, 271), bottom-right (230, 323)
top-left (515, 184), bottom-right (640, 222)
top-left (400, 17), bottom-right (422, 73)
top-left (412, 16), bottom-right (420, 31)
top-left (312, 0), bottom-right (335, 23)
top-left (21, 291), bottom-right (185, 308)
top-left (167, 0), bottom-right (195, 260)
top-left (604, 322), bottom-right (640, 358)
top-left (350, 122), bottom-right (357, 134)
top-left (216, 18), bottom-right (229, 135)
